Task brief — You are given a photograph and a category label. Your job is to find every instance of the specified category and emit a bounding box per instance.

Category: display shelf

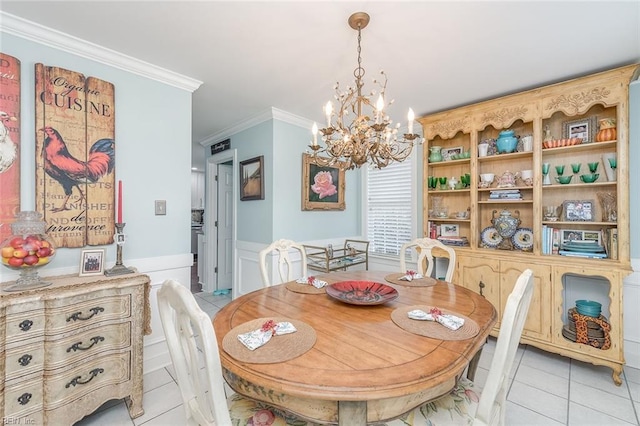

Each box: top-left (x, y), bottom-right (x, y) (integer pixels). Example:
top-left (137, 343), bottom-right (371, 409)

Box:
top-left (419, 64), bottom-right (638, 385)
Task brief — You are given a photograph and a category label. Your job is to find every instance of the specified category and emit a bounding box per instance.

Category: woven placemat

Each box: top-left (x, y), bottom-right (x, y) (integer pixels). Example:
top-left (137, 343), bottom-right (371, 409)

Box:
top-left (285, 281), bottom-right (327, 294)
top-left (384, 273), bottom-right (438, 287)
top-left (222, 317), bottom-right (316, 364)
top-left (391, 305), bottom-right (479, 341)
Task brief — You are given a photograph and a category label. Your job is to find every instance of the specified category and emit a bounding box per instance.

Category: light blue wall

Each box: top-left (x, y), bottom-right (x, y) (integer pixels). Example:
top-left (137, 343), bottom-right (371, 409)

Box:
top-left (272, 120), bottom-right (361, 241)
top-left (215, 118), bottom-right (362, 245)
top-left (232, 120), bottom-right (274, 243)
top-left (1, 34), bottom-right (192, 270)
top-left (629, 80), bottom-right (639, 258)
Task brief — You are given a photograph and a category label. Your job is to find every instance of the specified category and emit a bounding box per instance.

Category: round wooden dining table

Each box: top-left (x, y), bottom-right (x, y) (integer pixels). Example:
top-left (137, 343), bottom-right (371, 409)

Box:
top-left (213, 270), bottom-right (497, 425)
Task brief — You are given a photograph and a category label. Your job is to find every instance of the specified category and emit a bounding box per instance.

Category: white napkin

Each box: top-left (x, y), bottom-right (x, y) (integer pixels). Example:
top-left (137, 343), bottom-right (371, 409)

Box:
top-left (237, 320), bottom-right (297, 351)
top-left (407, 308), bottom-right (465, 331)
top-left (296, 276), bottom-right (327, 288)
top-left (400, 270), bottom-right (424, 281)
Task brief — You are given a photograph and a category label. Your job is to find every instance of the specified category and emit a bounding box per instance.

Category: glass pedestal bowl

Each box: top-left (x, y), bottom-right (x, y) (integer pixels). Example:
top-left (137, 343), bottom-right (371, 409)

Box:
top-left (1, 211), bottom-right (56, 291)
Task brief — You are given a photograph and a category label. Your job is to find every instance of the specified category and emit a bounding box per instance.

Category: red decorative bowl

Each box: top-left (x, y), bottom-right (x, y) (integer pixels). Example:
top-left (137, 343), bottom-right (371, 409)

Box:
top-left (326, 281), bottom-right (398, 305)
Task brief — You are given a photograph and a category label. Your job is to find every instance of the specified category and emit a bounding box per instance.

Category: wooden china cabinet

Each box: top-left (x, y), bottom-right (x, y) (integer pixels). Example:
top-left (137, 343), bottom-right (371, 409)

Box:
top-left (419, 64), bottom-right (639, 385)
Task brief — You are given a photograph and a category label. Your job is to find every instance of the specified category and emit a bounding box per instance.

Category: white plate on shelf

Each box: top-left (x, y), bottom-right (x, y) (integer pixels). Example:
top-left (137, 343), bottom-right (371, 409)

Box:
top-left (481, 226), bottom-right (502, 248)
top-left (512, 228), bottom-right (533, 251)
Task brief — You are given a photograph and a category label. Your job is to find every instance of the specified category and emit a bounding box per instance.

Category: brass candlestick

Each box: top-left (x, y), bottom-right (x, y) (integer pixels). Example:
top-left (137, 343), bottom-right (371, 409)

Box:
top-left (104, 222), bottom-right (135, 276)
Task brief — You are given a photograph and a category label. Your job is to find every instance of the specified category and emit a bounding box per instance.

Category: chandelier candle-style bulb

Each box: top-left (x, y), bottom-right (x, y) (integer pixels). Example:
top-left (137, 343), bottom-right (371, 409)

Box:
top-left (376, 95), bottom-right (384, 124)
top-left (311, 122), bottom-right (318, 146)
top-left (408, 108), bottom-right (415, 135)
top-left (324, 102), bottom-right (333, 127)
top-left (307, 11), bottom-right (421, 170)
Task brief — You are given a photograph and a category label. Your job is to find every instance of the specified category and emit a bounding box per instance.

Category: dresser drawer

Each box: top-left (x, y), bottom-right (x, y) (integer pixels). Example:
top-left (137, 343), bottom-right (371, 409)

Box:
top-left (3, 375), bottom-right (44, 418)
top-left (5, 342), bottom-right (45, 381)
top-left (46, 321), bottom-right (131, 370)
top-left (44, 351), bottom-right (131, 410)
top-left (5, 310), bottom-right (45, 343)
top-left (46, 293), bottom-right (131, 333)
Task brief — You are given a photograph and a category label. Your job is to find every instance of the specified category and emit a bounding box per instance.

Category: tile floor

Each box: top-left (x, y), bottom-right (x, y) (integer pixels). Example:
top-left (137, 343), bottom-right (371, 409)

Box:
top-left (76, 289), bottom-right (640, 426)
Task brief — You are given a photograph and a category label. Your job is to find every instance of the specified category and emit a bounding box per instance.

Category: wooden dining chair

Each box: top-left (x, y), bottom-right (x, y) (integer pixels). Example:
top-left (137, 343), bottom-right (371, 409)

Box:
top-left (258, 239), bottom-right (308, 287)
top-left (385, 268), bottom-right (535, 426)
top-left (399, 238), bottom-right (457, 282)
top-left (157, 279), bottom-right (316, 425)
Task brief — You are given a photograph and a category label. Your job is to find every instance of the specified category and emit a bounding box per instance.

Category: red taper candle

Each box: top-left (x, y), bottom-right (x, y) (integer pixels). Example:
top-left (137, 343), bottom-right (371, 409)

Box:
top-left (117, 180), bottom-right (123, 223)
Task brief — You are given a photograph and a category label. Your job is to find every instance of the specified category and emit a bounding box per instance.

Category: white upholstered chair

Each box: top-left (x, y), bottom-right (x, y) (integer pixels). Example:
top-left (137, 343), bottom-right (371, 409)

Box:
top-left (157, 279), bottom-right (315, 425)
top-left (399, 238), bottom-right (457, 282)
top-left (258, 239), bottom-right (308, 287)
top-left (385, 268), bottom-right (535, 426)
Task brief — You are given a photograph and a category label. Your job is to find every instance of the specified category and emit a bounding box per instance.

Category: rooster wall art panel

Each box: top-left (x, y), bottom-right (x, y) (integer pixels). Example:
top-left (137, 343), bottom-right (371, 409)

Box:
top-left (35, 64), bottom-right (116, 248)
top-left (0, 53), bottom-right (21, 243)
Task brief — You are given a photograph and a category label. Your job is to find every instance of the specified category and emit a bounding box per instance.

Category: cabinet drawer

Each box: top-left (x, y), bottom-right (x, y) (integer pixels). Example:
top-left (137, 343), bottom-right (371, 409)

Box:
top-left (5, 310), bottom-right (45, 343)
top-left (5, 342), bottom-right (45, 380)
top-left (44, 351), bottom-right (131, 410)
top-left (46, 294), bottom-right (131, 333)
top-left (46, 321), bottom-right (131, 370)
top-left (3, 375), bottom-right (44, 418)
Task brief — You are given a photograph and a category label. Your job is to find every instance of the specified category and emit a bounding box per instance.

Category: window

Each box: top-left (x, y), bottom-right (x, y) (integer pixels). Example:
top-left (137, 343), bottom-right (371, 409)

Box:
top-left (365, 155), bottom-right (415, 256)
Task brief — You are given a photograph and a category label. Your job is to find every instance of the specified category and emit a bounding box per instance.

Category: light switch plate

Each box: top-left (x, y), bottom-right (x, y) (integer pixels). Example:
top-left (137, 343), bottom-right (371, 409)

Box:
top-left (155, 200), bottom-right (166, 215)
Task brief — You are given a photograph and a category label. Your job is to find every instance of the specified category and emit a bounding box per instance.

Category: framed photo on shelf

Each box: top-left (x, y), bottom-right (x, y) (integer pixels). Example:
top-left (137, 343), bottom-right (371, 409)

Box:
top-left (562, 199), bottom-right (594, 221)
top-left (563, 117), bottom-right (596, 143)
top-left (441, 146), bottom-right (463, 161)
top-left (440, 224), bottom-right (460, 237)
top-left (561, 229), bottom-right (602, 246)
top-left (302, 153), bottom-right (346, 211)
top-left (79, 249), bottom-right (105, 277)
top-left (239, 155), bottom-right (264, 201)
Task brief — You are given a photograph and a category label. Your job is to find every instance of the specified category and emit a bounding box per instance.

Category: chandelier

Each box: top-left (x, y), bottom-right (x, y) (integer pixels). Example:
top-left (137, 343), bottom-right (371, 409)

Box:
top-left (308, 12), bottom-right (422, 170)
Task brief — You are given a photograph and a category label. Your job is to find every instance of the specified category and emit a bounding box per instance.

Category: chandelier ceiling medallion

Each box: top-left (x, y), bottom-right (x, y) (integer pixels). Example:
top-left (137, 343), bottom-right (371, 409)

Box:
top-left (308, 12), bottom-right (422, 170)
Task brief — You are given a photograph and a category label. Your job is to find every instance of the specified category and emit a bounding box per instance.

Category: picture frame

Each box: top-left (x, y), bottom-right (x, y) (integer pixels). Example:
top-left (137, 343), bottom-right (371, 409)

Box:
top-left (562, 199), bottom-right (594, 222)
top-left (561, 229), bottom-right (602, 246)
top-left (440, 224), bottom-right (459, 237)
top-left (239, 155), bottom-right (264, 201)
top-left (441, 146), bottom-right (463, 161)
top-left (302, 153), bottom-right (346, 211)
top-left (79, 249), bottom-right (105, 276)
top-left (563, 117), bottom-right (596, 143)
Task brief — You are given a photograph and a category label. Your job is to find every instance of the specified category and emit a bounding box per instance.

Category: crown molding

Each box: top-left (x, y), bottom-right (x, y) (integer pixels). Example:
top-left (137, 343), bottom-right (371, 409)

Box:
top-left (0, 12), bottom-right (202, 92)
top-left (200, 107), bottom-right (313, 146)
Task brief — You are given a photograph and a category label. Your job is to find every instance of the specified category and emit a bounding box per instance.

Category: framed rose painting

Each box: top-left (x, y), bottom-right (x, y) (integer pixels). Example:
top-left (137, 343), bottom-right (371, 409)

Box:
top-left (302, 154), bottom-right (345, 211)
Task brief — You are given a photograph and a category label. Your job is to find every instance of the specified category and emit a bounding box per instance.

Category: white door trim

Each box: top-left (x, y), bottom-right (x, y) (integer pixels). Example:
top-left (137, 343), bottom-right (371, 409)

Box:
top-left (205, 149), bottom-right (238, 294)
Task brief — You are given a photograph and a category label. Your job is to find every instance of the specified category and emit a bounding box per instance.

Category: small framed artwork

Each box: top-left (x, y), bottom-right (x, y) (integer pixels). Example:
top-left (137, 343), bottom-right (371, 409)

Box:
top-left (563, 117), bottom-right (596, 143)
top-left (440, 224), bottom-right (460, 237)
top-left (561, 229), bottom-right (602, 246)
top-left (79, 249), bottom-right (105, 276)
top-left (562, 199), bottom-right (594, 222)
top-left (239, 155), bottom-right (264, 201)
top-left (441, 146), bottom-right (463, 161)
top-left (302, 153), bottom-right (346, 211)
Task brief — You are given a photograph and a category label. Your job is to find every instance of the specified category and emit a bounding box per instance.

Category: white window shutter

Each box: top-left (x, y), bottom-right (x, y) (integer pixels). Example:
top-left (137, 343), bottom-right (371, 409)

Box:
top-left (366, 160), bottom-right (413, 256)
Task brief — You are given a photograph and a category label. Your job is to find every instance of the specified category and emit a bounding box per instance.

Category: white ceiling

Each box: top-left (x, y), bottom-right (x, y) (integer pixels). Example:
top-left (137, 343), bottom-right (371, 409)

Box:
top-left (2, 1), bottom-right (639, 171)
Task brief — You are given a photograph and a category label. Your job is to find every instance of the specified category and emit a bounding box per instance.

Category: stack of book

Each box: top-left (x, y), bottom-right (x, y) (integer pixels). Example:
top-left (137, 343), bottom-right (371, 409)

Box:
top-left (489, 189), bottom-right (522, 200)
top-left (559, 240), bottom-right (607, 259)
top-left (437, 236), bottom-right (469, 247)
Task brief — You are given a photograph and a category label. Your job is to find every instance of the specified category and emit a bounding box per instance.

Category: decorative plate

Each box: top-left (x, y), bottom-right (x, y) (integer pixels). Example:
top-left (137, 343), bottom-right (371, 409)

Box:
top-left (512, 228), bottom-right (534, 251)
top-left (480, 226), bottom-right (502, 248)
top-left (326, 281), bottom-right (398, 305)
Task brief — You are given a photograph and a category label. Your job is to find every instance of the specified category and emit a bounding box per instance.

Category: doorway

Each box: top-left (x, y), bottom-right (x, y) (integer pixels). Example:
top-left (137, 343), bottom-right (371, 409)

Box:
top-left (204, 149), bottom-right (238, 294)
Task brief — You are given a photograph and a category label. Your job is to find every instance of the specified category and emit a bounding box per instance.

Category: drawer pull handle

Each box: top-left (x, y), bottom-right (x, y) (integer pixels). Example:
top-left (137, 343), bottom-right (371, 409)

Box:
top-left (67, 336), bottom-right (105, 352)
top-left (18, 354), bottom-right (33, 366)
top-left (65, 368), bottom-right (104, 388)
top-left (67, 307), bottom-right (104, 322)
top-left (18, 393), bottom-right (32, 405)
top-left (479, 280), bottom-right (485, 297)
top-left (19, 319), bottom-right (33, 331)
